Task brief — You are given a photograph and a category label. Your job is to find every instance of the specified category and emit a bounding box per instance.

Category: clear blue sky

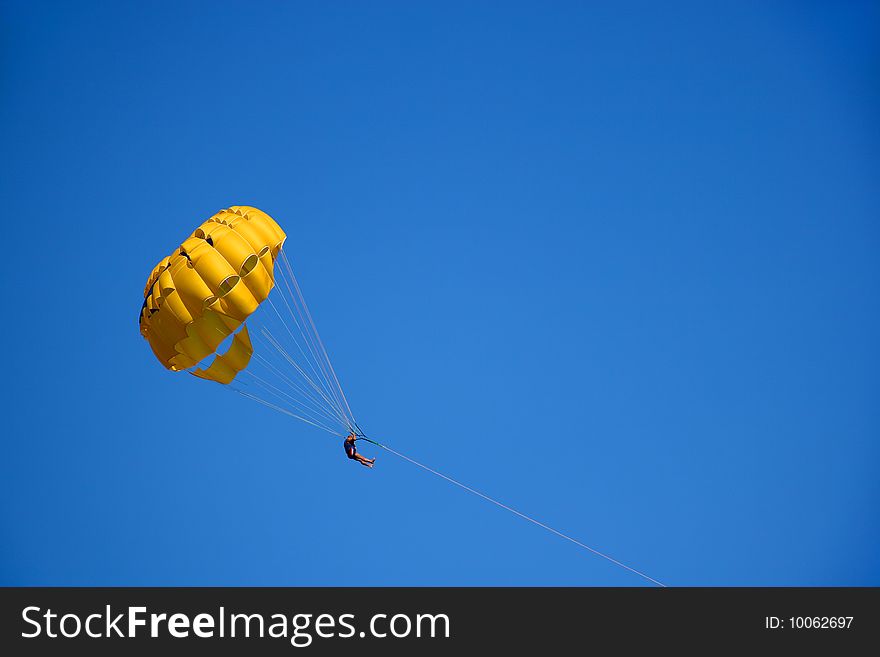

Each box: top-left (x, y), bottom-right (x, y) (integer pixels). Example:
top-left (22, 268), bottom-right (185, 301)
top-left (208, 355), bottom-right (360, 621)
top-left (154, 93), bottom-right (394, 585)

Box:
top-left (1, 1), bottom-right (877, 586)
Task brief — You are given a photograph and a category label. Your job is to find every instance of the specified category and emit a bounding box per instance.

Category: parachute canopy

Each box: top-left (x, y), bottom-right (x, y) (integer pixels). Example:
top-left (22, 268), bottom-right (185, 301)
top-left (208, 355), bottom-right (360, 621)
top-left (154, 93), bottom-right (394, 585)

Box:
top-left (139, 205), bottom-right (357, 436)
top-left (139, 206), bottom-right (286, 384)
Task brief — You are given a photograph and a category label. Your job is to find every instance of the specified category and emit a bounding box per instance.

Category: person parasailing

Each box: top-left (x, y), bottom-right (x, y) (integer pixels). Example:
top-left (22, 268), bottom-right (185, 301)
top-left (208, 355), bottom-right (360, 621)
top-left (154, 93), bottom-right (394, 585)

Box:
top-left (343, 431), bottom-right (375, 468)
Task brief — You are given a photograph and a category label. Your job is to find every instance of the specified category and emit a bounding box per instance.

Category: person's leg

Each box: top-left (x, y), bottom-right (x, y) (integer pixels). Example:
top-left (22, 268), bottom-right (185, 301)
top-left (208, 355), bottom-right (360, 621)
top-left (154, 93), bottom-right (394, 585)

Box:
top-left (355, 454), bottom-right (373, 467)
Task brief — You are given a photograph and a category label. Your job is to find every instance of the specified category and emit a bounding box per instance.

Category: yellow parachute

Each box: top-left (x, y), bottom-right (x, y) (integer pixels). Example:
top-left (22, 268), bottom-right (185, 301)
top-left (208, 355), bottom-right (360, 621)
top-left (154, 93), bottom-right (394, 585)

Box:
top-left (139, 206), bottom-right (286, 384)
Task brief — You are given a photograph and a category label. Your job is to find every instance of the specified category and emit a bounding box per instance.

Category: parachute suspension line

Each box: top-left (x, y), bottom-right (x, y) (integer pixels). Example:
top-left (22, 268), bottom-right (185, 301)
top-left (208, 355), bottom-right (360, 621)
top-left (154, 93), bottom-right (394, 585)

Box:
top-left (265, 291), bottom-right (343, 421)
top-left (249, 351), bottom-right (346, 429)
top-left (264, 295), bottom-right (340, 409)
top-left (243, 324), bottom-right (348, 432)
top-left (272, 253), bottom-right (349, 420)
top-left (258, 327), bottom-right (351, 430)
top-left (228, 248), bottom-right (359, 437)
top-left (255, 325), bottom-right (344, 421)
top-left (277, 249), bottom-right (352, 423)
top-left (231, 373), bottom-right (345, 436)
top-left (231, 388), bottom-right (343, 436)
top-left (269, 252), bottom-right (355, 431)
top-left (241, 370), bottom-right (343, 433)
top-left (363, 436), bottom-right (667, 588)
top-left (278, 249), bottom-right (357, 428)
top-left (205, 324), bottom-right (340, 428)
